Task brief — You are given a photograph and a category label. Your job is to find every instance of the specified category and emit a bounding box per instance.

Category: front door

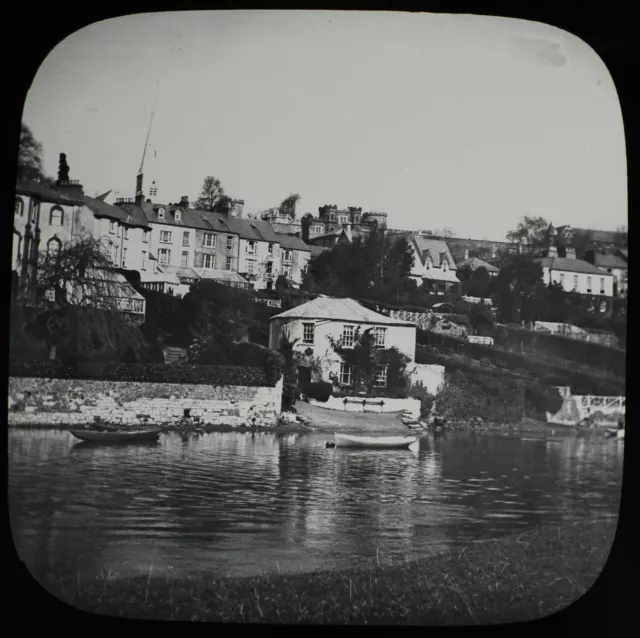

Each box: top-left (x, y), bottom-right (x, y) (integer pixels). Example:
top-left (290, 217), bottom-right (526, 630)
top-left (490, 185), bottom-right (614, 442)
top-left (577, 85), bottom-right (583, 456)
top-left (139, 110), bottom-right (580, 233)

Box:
top-left (298, 366), bottom-right (312, 388)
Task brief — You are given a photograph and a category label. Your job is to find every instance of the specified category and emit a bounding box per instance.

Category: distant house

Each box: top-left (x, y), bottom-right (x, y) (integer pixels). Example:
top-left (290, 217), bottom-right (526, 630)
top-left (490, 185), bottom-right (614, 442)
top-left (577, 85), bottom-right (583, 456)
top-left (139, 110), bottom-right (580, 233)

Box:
top-left (306, 228), bottom-right (352, 249)
top-left (455, 256), bottom-right (500, 278)
top-left (269, 295), bottom-right (416, 388)
top-left (537, 254), bottom-right (614, 301)
top-left (275, 234), bottom-right (311, 288)
top-left (387, 232), bottom-right (461, 294)
top-left (584, 248), bottom-right (628, 297)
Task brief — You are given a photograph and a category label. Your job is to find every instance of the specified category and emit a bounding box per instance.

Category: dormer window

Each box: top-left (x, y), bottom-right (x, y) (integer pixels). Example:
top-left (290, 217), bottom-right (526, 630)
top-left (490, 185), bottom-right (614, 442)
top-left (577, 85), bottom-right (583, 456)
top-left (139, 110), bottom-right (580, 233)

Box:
top-left (15, 198), bottom-right (24, 217)
top-left (158, 208), bottom-right (165, 220)
top-left (174, 210), bottom-right (181, 222)
top-left (443, 261), bottom-right (448, 272)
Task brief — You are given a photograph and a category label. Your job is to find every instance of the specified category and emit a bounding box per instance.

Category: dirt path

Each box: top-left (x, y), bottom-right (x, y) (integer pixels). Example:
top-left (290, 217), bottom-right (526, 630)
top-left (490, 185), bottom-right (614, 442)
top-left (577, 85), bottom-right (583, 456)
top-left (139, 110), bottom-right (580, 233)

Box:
top-left (295, 401), bottom-right (410, 434)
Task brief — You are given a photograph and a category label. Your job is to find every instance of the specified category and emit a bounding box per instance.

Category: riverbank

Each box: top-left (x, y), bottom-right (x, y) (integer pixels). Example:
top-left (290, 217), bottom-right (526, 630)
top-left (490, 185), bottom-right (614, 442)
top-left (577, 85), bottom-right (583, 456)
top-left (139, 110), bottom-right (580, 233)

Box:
top-left (31, 516), bottom-right (616, 624)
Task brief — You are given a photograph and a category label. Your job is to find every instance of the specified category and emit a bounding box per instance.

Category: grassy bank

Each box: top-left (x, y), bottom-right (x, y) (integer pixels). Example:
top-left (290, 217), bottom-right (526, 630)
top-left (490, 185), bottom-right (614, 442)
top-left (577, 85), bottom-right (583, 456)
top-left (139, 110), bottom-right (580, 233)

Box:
top-left (32, 517), bottom-right (616, 624)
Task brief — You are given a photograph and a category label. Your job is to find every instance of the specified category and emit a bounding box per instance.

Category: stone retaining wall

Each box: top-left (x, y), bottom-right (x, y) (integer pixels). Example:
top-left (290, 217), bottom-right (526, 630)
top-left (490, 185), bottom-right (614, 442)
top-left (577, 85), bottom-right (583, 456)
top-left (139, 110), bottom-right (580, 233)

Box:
top-left (7, 376), bottom-right (283, 429)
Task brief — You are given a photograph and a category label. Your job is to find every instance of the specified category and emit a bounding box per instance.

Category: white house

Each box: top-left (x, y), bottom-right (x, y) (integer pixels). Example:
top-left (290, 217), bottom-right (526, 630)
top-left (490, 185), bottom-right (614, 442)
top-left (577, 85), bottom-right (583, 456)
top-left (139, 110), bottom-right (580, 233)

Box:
top-left (537, 256), bottom-right (614, 297)
top-left (585, 248), bottom-right (628, 297)
top-left (269, 295), bottom-right (417, 389)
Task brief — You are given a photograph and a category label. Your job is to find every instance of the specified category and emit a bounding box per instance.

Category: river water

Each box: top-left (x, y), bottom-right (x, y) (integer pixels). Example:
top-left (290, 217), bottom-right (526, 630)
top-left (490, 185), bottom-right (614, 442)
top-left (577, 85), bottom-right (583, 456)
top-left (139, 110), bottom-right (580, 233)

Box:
top-left (9, 429), bottom-right (622, 581)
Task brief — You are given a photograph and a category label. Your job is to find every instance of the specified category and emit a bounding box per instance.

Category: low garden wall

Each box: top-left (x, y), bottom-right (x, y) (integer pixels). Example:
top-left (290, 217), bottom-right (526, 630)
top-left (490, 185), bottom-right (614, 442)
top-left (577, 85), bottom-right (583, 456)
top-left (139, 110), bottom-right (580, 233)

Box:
top-left (8, 375), bottom-right (283, 429)
top-left (308, 395), bottom-right (421, 419)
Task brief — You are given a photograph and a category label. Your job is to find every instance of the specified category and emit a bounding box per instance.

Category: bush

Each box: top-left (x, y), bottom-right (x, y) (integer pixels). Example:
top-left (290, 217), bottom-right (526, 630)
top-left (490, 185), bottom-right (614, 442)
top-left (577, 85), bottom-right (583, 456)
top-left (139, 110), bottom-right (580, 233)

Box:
top-left (524, 382), bottom-right (563, 418)
top-left (9, 358), bottom-right (74, 379)
top-left (304, 381), bottom-right (333, 402)
top-left (409, 382), bottom-right (435, 419)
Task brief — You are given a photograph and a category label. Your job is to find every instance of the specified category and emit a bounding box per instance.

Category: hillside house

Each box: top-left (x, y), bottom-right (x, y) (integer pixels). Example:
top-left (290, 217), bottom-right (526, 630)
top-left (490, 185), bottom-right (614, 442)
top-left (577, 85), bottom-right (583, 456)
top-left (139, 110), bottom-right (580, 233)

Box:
top-left (584, 248), bottom-right (628, 297)
top-left (269, 295), bottom-right (416, 389)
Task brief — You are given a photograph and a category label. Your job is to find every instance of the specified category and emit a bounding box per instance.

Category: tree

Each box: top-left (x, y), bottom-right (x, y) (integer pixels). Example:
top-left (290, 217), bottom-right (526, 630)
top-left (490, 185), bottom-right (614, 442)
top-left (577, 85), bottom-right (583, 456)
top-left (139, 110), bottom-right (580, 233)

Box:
top-left (301, 213), bottom-right (313, 243)
top-left (466, 266), bottom-right (491, 298)
top-left (196, 176), bottom-right (225, 212)
top-left (613, 225), bottom-right (628, 249)
top-left (279, 193), bottom-right (301, 219)
top-left (506, 216), bottom-right (550, 254)
top-left (382, 236), bottom-right (415, 301)
top-left (433, 227), bottom-right (456, 239)
top-left (17, 123), bottom-right (52, 183)
top-left (570, 229), bottom-right (594, 260)
top-left (25, 237), bottom-right (148, 362)
top-left (492, 254), bottom-right (544, 324)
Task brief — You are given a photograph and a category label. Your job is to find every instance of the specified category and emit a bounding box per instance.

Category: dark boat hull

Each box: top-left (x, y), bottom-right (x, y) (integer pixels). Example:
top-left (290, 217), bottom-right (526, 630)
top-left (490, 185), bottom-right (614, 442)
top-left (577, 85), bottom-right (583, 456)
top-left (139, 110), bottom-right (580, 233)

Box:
top-left (70, 429), bottom-right (160, 444)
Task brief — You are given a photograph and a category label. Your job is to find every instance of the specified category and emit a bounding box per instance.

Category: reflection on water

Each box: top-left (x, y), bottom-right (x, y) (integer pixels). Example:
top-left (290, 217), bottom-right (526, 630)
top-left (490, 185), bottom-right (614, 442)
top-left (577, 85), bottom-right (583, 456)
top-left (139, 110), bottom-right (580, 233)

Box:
top-left (8, 429), bottom-right (622, 580)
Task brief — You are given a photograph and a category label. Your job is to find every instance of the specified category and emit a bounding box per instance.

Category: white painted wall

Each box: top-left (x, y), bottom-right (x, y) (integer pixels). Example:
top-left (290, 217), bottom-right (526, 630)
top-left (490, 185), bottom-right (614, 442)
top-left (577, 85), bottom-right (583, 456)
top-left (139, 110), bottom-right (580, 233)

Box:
top-left (542, 266), bottom-right (614, 297)
top-left (149, 221), bottom-right (196, 270)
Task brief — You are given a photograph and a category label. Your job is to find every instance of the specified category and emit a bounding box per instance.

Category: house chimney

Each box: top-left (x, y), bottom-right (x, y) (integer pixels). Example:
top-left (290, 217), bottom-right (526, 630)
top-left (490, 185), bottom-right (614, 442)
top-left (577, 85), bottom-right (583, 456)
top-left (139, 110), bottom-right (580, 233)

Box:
top-left (180, 196), bottom-right (189, 210)
top-left (548, 245), bottom-right (558, 257)
top-left (231, 199), bottom-right (245, 218)
top-left (57, 179), bottom-right (84, 198)
top-left (135, 173), bottom-right (144, 206)
top-left (566, 246), bottom-right (576, 259)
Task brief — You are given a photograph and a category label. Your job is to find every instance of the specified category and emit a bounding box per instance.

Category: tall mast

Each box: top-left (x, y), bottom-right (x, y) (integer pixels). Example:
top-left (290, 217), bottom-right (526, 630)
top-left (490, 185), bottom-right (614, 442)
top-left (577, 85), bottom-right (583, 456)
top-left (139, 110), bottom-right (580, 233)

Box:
top-left (139, 81), bottom-right (160, 174)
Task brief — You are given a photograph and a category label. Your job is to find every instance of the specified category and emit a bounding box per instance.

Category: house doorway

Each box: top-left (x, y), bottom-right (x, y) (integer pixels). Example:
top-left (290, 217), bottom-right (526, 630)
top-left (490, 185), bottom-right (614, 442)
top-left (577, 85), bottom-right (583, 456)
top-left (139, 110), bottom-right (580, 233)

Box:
top-left (298, 366), bottom-right (312, 389)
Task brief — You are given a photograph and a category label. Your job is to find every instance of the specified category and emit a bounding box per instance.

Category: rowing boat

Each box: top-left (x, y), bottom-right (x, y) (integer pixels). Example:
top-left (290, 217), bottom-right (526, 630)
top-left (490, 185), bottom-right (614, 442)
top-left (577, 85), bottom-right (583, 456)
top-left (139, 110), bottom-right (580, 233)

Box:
top-left (334, 433), bottom-right (419, 450)
top-left (70, 429), bottom-right (160, 444)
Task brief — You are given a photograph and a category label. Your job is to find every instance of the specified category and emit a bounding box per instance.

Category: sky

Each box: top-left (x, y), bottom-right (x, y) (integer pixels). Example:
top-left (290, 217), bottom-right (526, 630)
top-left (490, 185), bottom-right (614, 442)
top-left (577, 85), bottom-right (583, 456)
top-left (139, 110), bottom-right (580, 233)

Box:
top-left (23, 10), bottom-right (627, 241)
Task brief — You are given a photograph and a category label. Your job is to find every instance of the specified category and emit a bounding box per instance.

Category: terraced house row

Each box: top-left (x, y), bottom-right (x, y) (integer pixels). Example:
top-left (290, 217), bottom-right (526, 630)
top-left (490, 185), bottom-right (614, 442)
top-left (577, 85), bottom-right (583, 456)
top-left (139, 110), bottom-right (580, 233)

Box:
top-left (13, 168), bottom-right (312, 312)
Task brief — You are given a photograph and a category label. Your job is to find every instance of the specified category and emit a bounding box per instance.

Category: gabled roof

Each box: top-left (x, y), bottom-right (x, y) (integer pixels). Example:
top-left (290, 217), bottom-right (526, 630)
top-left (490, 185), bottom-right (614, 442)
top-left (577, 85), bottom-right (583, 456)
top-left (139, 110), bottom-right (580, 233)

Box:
top-left (270, 295), bottom-right (416, 327)
top-left (276, 233), bottom-right (311, 252)
top-left (456, 257), bottom-right (500, 273)
top-left (96, 190), bottom-right (112, 201)
top-left (572, 227), bottom-right (626, 245)
top-left (222, 216), bottom-right (281, 243)
top-left (82, 195), bottom-right (150, 229)
top-left (537, 256), bottom-right (612, 276)
top-left (16, 179), bottom-right (84, 206)
top-left (413, 236), bottom-right (457, 270)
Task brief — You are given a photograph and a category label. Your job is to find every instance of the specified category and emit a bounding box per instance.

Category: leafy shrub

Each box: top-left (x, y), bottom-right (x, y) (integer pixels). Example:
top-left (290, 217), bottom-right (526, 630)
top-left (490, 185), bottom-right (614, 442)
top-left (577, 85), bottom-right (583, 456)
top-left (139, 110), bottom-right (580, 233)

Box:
top-left (409, 382), bottom-right (435, 418)
top-left (9, 358), bottom-right (74, 379)
top-left (524, 382), bottom-right (563, 418)
top-left (305, 381), bottom-right (333, 402)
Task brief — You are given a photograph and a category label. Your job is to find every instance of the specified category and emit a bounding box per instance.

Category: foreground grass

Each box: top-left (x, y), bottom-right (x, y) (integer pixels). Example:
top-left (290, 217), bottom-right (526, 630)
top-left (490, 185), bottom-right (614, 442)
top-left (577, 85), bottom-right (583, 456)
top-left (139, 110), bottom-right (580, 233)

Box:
top-left (32, 517), bottom-right (616, 624)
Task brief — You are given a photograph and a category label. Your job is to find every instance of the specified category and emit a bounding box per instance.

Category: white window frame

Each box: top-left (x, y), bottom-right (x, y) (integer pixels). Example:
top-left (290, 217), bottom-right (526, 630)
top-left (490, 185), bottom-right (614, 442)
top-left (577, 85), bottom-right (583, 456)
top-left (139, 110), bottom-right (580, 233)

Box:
top-left (158, 248), bottom-right (171, 265)
top-left (573, 274), bottom-right (578, 289)
top-left (204, 233), bottom-right (216, 248)
top-left (374, 365), bottom-right (388, 387)
top-left (282, 265), bottom-right (292, 278)
top-left (225, 256), bottom-right (232, 271)
top-left (227, 235), bottom-right (234, 251)
top-left (109, 220), bottom-right (116, 235)
top-left (141, 251), bottom-right (147, 271)
top-left (160, 230), bottom-right (172, 244)
top-left (182, 231), bottom-right (190, 246)
top-left (30, 201), bottom-right (39, 223)
top-left (175, 211), bottom-right (181, 222)
top-left (282, 250), bottom-right (292, 263)
top-left (374, 326), bottom-right (386, 348)
top-left (265, 261), bottom-right (273, 276)
top-left (49, 207), bottom-right (63, 227)
top-left (143, 230), bottom-right (149, 243)
top-left (600, 277), bottom-right (605, 294)
top-left (124, 227), bottom-right (129, 240)
top-left (122, 247), bottom-right (127, 268)
top-left (586, 276), bottom-right (592, 293)
top-left (157, 208), bottom-right (165, 220)
top-left (340, 363), bottom-right (353, 386)
top-left (342, 324), bottom-right (355, 348)
top-left (15, 198), bottom-right (24, 217)
top-left (203, 254), bottom-right (215, 269)
top-left (268, 243), bottom-right (274, 255)
top-left (247, 241), bottom-right (257, 255)
top-left (302, 322), bottom-right (315, 344)
top-left (559, 273), bottom-right (565, 286)
top-left (247, 260), bottom-right (255, 274)
top-left (181, 251), bottom-right (189, 267)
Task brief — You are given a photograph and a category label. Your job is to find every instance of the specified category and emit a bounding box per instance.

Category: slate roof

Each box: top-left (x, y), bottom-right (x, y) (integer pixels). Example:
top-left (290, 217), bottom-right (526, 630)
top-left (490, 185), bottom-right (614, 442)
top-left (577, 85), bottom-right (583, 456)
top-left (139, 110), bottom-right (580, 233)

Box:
top-left (16, 179), bottom-right (84, 206)
top-left (270, 295), bottom-right (416, 327)
top-left (456, 257), bottom-right (500, 273)
top-left (537, 257), bottom-right (612, 276)
top-left (573, 227), bottom-right (626, 245)
top-left (82, 195), bottom-right (150, 229)
top-left (591, 252), bottom-right (628, 270)
top-left (308, 245), bottom-right (330, 258)
top-left (275, 233), bottom-right (311, 252)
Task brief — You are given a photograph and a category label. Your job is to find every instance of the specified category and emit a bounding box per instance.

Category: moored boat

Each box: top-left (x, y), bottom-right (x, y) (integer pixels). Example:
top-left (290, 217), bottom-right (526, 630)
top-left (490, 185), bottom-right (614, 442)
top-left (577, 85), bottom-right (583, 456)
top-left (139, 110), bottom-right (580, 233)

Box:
top-left (70, 429), bottom-right (161, 444)
top-left (334, 433), bottom-right (419, 450)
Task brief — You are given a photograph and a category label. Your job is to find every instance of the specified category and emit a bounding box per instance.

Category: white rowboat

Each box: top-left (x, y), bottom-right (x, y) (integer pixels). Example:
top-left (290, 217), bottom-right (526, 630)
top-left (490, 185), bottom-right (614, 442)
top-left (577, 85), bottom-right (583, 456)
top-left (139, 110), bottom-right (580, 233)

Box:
top-left (334, 433), bottom-right (419, 450)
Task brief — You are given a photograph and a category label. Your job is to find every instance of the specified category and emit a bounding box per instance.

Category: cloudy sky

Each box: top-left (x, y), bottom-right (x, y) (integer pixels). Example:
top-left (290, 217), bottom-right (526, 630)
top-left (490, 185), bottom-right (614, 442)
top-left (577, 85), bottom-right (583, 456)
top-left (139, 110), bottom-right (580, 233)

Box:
top-left (23, 10), bottom-right (626, 240)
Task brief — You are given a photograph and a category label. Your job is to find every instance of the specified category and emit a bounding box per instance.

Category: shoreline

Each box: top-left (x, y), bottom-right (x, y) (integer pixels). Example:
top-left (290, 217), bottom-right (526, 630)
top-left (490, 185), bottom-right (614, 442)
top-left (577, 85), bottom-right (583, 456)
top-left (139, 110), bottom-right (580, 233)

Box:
top-left (29, 516), bottom-right (617, 624)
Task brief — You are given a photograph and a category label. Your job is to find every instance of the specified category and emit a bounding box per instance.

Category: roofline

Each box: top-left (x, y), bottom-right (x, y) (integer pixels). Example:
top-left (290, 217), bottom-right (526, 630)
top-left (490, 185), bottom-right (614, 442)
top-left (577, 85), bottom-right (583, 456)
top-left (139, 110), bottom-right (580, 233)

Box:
top-left (268, 315), bottom-right (415, 327)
